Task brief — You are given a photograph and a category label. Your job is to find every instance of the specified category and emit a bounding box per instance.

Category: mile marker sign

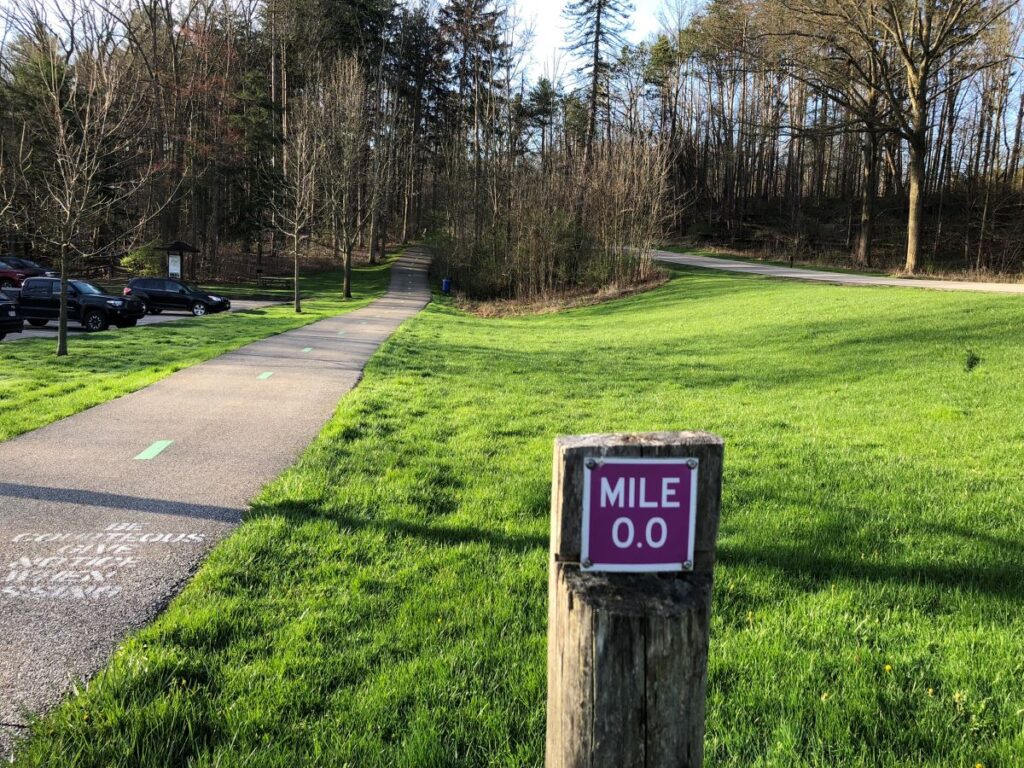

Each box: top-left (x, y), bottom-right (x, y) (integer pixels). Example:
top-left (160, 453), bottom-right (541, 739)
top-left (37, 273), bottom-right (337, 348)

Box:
top-left (581, 457), bottom-right (697, 572)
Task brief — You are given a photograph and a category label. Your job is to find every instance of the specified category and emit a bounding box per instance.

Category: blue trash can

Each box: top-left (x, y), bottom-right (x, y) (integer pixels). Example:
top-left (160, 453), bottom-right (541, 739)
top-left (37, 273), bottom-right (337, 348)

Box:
top-left (441, 277), bottom-right (452, 295)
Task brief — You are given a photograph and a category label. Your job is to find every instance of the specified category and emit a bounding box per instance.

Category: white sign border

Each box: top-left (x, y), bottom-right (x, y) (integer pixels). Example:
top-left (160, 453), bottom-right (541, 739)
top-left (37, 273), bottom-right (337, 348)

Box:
top-left (580, 457), bottom-right (698, 573)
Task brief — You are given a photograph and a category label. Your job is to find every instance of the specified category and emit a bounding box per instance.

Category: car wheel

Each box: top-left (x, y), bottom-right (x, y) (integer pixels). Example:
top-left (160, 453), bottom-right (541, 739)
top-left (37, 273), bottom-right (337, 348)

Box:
top-left (191, 302), bottom-right (207, 317)
top-left (117, 319), bottom-right (138, 328)
top-left (27, 319), bottom-right (48, 327)
top-left (83, 310), bottom-right (109, 332)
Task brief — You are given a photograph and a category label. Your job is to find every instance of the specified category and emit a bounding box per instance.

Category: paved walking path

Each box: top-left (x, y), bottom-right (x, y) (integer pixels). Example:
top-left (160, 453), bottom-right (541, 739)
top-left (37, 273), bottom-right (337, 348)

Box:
top-left (654, 250), bottom-right (1024, 294)
top-left (0, 251), bottom-right (430, 753)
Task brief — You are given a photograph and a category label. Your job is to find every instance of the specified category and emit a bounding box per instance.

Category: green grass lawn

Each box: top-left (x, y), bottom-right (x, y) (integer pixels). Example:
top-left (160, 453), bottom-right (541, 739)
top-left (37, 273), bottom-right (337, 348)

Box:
top-left (0, 263), bottom-right (391, 442)
top-left (12, 266), bottom-right (1024, 766)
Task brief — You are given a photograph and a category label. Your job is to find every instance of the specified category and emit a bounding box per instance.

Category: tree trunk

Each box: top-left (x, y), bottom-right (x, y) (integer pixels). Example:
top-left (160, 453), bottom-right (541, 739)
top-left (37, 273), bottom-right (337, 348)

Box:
top-left (293, 233), bottom-right (302, 313)
top-left (584, 3), bottom-right (603, 167)
top-left (905, 137), bottom-right (926, 274)
top-left (344, 244), bottom-right (353, 300)
top-left (332, 212), bottom-right (340, 263)
top-left (854, 130), bottom-right (879, 267)
top-left (367, 210), bottom-right (378, 265)
top-left (56, 244), bottom-right (69, 357)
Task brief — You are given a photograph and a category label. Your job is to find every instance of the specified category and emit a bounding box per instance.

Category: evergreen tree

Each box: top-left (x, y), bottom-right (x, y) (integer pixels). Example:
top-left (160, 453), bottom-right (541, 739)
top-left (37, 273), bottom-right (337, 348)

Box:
top-left (563, 0), bottom-right (633, 163)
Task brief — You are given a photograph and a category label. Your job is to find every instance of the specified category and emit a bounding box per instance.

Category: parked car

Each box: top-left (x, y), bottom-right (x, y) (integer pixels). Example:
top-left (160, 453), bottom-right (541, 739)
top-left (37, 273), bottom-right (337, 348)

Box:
top-left (2, 257), bottom-right (56, 278)
top-left (0, 296), bottom-right (23, 340)
top-left (15, 277), bottom-right (145, 331)
top-left (123, 277), bottom-right (231, 316)
top-left (0, 260), bottom-right (27, 289)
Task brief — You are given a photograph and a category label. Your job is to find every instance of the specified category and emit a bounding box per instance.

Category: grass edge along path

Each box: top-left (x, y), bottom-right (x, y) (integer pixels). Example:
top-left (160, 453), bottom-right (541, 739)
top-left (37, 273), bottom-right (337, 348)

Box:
top-left (11, 265), bottom-right (1024, 766)
top-left (0, 261), bottom-right (392, 442)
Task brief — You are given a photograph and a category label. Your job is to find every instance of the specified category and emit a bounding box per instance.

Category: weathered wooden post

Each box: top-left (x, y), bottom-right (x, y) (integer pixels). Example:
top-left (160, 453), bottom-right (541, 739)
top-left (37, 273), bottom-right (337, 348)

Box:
top-left (545, 432), bottom-right (724, 768)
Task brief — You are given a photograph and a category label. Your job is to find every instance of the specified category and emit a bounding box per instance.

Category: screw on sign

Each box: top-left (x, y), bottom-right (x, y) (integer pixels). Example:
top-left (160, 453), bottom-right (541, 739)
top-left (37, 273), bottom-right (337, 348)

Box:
top-left (581, 457), bottom-right (697, 572)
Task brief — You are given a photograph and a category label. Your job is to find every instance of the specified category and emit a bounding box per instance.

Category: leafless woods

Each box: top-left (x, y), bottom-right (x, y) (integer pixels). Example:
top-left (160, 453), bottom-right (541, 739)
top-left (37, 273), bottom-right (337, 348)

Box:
top-left (1, 0), bottom-right (1021, 312)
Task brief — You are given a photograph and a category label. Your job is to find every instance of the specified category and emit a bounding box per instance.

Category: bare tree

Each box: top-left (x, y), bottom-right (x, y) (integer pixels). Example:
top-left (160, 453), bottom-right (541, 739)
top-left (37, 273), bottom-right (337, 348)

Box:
top-left (793, 0), bottom-right (1016, 272)
top-left (269, 94), bottom-right (322, 312)
top-left (318, 57), bottom-right (367, 299)
top-left (2, 0), bottom-right (165, 355)
top-left (771, 0), bottom-right (897, 266)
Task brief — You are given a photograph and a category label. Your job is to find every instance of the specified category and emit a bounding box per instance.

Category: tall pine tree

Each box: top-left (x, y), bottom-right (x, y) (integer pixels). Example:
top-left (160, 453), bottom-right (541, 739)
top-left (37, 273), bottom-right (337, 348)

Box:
top-left (563, 0), bottom-right (633, 164)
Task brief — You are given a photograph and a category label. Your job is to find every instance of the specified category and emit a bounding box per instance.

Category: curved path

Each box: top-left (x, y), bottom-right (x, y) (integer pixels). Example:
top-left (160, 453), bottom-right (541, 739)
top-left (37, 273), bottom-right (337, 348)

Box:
top-left (654, 250), bottom-right (1024, 294)
top-left (0, 250), bottom-right (431, 753)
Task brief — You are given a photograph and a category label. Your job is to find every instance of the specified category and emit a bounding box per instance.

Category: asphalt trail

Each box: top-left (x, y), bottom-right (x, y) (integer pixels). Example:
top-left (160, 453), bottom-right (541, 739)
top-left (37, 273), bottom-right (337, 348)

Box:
top-left (0, 250), bottom-right (430, 753)
top-left (654, 250), bottom-right (1024, 293)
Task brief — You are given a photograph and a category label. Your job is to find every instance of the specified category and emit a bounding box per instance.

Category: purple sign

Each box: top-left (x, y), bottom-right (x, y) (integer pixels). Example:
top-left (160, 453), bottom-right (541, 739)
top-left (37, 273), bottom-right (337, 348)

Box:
top-left (581, 458), bottom-right (697, 572)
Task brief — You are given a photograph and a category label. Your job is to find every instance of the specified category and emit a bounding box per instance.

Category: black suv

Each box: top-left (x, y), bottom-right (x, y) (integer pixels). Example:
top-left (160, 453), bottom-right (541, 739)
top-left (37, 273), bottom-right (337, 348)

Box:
top-left (16, 277), bottom-right (145, 331)
top-left (124, 278), bottom-right (230, 316)
top-left (0, 296), bottom-right (23, 340)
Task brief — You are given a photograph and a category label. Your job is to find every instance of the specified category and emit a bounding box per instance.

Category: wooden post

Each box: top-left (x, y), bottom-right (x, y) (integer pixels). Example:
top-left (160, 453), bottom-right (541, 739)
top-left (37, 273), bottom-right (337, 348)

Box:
top-left (545, 432), bottom-right (724, 768)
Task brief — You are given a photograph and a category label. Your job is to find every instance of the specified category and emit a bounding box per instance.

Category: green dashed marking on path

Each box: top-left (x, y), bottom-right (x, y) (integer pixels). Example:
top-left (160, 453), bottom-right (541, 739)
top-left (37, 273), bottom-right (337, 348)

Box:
top-left (302, 347), bottom-right (313, 352)
top-left (257, 371), bottom-right (274, 380)
top-left (135, 440), bottom-right (173, 460)
top-left (337, 330), bottom-right (346, 336)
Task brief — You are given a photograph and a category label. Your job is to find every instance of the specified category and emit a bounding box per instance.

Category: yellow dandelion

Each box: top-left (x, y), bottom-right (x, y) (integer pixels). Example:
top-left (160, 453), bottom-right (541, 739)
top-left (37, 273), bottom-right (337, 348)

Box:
top-left (954, 691), bottom-right (966, 705)
top-left (884, 664), bottom-right (892, 673)
top-left (820, 692), bottom-right (830, 702)
top-left (975, 763), bottom-right (984, 768)
top-left (927, 688), bottom-right (934, 697)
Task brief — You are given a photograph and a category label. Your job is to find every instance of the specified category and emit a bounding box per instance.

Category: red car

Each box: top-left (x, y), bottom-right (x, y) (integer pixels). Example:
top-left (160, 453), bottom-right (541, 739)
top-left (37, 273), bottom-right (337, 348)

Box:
top-left (0, 260), bottom-right (27, 289)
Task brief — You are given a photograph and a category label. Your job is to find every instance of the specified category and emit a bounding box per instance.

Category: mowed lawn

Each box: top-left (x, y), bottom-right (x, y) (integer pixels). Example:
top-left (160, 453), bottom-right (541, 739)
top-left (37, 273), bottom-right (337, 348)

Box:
top-left (12, 267), bottom-right (1024, 766)
top-left (0, 263), bottom-right (391, 442)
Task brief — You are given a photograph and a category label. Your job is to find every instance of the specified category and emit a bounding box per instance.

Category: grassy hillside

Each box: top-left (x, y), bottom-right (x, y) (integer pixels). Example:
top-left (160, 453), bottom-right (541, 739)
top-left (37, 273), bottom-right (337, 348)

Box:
top-left (0, 264), bottom-right (391, 442)
top-left (13, 266), bottom-right (1024, 766)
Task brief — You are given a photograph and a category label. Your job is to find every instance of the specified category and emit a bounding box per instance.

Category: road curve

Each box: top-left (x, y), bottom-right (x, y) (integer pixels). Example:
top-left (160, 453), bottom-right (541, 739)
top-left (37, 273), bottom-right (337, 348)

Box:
top-left (0, 250), bottom-right (431, 754)
top-left (654, 250), bottom-right (1024, 294)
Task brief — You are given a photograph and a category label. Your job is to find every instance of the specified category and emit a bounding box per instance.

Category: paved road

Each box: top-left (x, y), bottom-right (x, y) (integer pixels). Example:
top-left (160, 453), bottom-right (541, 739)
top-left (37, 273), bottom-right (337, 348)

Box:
top-left (654, 250), bottom-right (1024, 294)
top-left (2, 299), bottom-right (278, 343)
top-left (0, 250), bottom-right (430, 754)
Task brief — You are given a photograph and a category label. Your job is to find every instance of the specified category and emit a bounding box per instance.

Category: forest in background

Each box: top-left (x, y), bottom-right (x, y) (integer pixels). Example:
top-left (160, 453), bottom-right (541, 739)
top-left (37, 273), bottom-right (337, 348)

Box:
top-left (1, 0), bottom-right (1023, 304)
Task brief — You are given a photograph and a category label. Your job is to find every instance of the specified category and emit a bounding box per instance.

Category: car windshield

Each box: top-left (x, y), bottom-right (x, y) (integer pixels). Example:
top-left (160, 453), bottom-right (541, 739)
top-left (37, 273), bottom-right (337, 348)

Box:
top-left (184, 282), bottom-right (204, 293)
top-left (70, 280), bottom-right (104, 295)
top-left (20, 260), bottom-right (42, 269)
top-left (0, 261), bottom-right (10, 269)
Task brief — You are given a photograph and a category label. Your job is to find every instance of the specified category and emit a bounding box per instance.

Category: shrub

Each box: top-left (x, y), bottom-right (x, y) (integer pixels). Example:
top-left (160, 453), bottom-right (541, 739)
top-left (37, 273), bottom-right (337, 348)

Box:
top-left (121, 243), bottom-right (162, 276)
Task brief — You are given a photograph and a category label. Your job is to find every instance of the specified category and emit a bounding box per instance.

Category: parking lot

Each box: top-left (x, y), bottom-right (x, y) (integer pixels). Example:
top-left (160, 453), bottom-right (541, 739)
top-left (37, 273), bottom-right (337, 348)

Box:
top-left (2, 299), bottom-right (278, 342)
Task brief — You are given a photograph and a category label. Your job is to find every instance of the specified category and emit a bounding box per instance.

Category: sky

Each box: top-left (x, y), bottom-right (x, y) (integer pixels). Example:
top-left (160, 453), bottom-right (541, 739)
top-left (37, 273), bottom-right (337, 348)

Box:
top-left (514, 0), bottom-right (670, 79)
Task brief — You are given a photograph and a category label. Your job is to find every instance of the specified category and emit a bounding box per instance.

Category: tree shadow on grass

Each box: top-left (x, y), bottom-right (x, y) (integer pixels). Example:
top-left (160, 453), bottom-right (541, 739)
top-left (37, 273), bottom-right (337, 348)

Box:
top-left (720, 542), bottom-right (1024, 602)
top-left (718, 508), bottom-right (1024, 603)
top-left (252, 498), bottom-right (547, 554)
